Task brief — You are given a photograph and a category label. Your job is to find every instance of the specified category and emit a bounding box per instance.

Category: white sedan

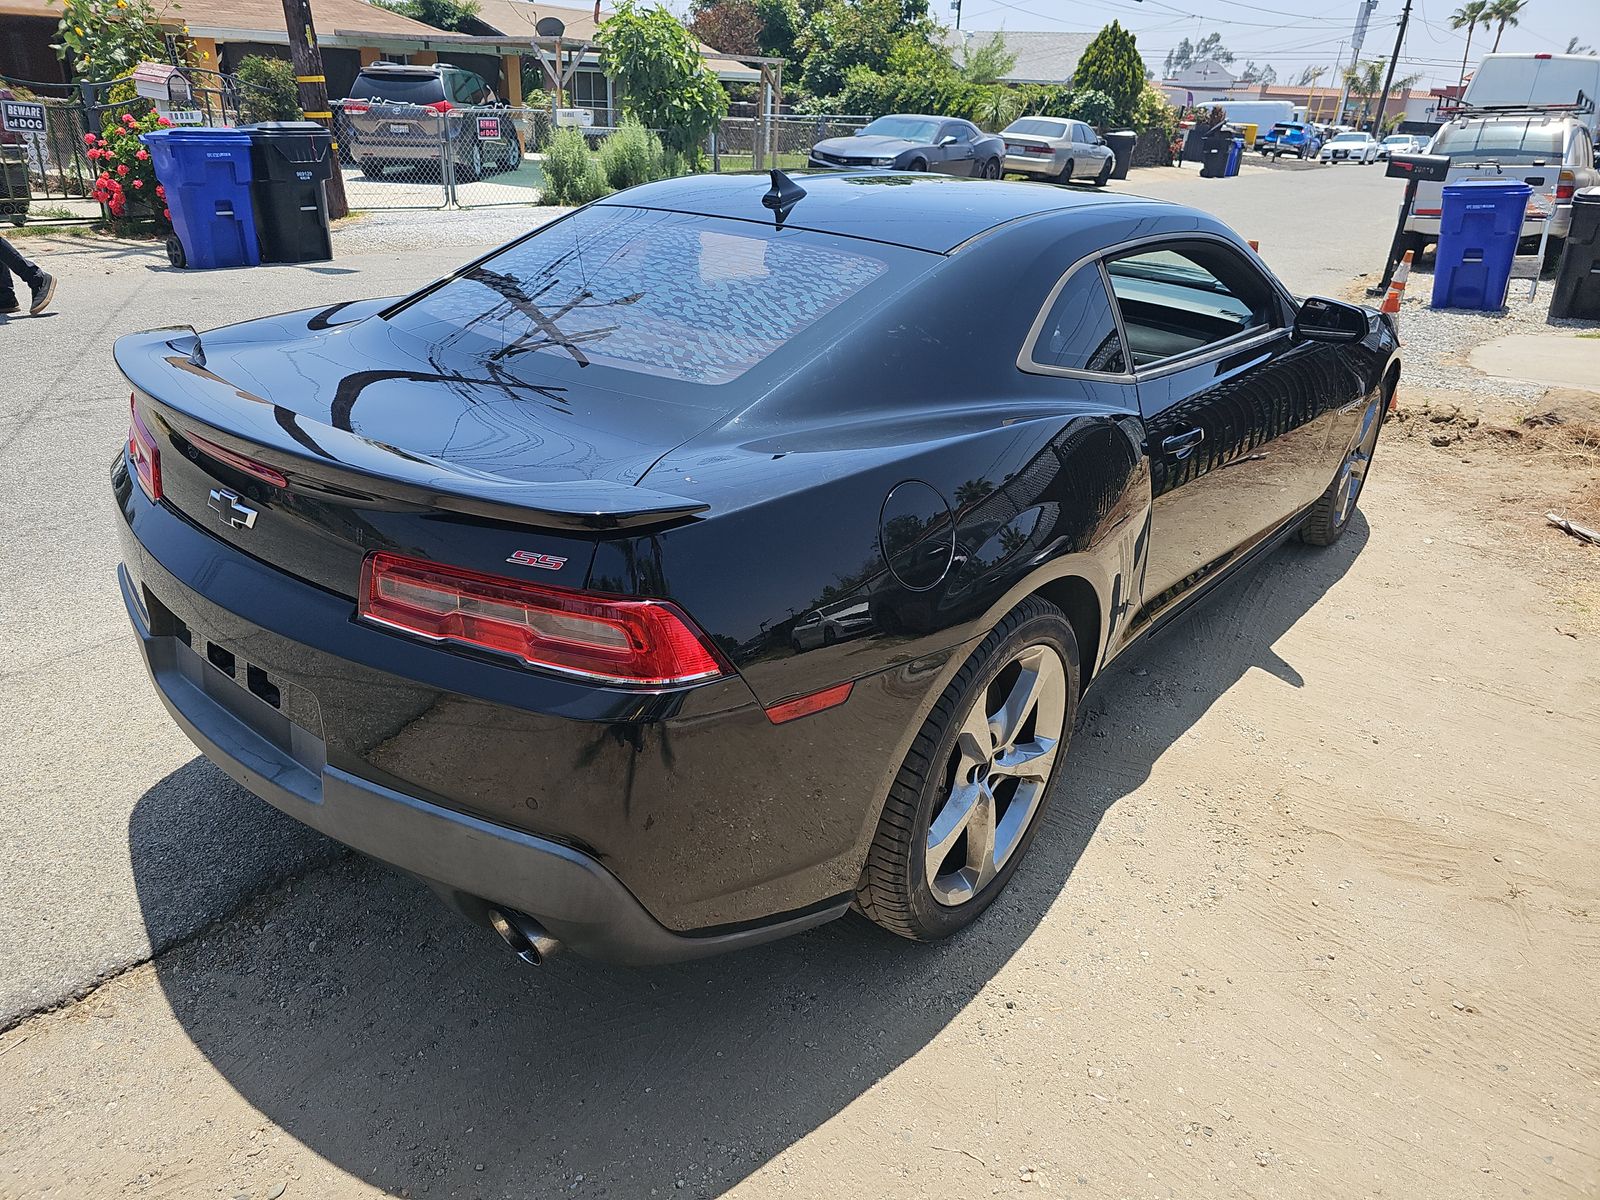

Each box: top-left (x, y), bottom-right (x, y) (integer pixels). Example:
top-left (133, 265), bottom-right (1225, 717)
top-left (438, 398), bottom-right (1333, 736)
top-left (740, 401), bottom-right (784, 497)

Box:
top-left (1321, 131), bottom-right (1380, 164)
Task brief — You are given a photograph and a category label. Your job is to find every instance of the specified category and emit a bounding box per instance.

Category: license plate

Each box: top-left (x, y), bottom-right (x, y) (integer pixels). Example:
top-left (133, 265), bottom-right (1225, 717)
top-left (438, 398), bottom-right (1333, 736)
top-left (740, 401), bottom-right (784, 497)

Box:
top-left (389, 123), bottom-right (409, 135)
top-left (1006, 143), bottom-right (1024, 153)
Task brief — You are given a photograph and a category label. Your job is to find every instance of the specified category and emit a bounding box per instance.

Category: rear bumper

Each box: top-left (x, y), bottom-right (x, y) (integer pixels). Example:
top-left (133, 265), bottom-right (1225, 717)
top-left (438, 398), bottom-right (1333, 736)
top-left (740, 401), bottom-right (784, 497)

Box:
top-left (1003, 152), bottom-right (1063, 178)
top-left (120, 566), bottom-right (845, 963)
top-left (1406, 204), bottom-right (1573, 242)
top-left (110, 460), bottom-right (913, 963)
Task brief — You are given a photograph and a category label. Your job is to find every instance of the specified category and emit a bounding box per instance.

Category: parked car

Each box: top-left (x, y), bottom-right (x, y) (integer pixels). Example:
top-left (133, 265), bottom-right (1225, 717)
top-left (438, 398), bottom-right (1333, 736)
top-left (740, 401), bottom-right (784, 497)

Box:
top-left (791, 601), bottom-right (873, 651)
top-left (112, 172), bottom-right (1399, 965)
top-left (342, 62), bottom-right (522, 182)
top-left (1321, 131), bottom-right (1380, 164)
top-left (1258, 121), bottom-right (1323, 159)
top-left (808, 114), bottom-right (1005, 177)
top-left (1376, 133), bottom-right (1428, 160)
top-left (998, 116), bottom-right (1116, 184)
top-left (1404, 114), bottom-right (1598, 254)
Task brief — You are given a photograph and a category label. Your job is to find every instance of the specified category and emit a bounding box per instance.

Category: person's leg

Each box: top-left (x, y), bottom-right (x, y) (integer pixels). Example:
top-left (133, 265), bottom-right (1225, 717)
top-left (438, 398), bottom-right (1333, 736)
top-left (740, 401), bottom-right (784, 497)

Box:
top-left (0, 237), bottom-right (17, 312)
top-left (0, 236), bottom-right (54, 315)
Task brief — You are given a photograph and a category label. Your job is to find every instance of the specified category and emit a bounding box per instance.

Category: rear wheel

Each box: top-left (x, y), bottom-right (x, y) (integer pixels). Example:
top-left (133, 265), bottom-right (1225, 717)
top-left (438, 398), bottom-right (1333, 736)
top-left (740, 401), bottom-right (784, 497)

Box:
top-left (1302, 392), bottom-right (1385, 545)
top-left (855, 598), bottom-right (1078, 942)
top-left (358, 158), bottom-right (384, 178)
top-left (164, 235), bottom-right (186, 269)
top-left (1057, 157), bottom-right (1075, 184)
top-left (981, 157), bottom-right (1001, 179)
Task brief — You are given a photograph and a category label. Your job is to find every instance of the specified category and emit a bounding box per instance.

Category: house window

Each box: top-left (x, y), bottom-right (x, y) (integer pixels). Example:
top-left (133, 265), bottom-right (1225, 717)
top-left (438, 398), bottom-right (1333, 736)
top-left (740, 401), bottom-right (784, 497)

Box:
top-left (571, 68), bottom-right (610, 122)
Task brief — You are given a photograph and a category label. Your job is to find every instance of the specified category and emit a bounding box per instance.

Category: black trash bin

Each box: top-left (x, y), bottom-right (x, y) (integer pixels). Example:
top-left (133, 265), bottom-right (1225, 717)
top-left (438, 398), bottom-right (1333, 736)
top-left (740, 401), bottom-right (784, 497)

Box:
top-left (1199, 125), bottom-right (1235, 178)
top-left (246, 121), bottom-right (334, 264)
top-left (1103, 129), bottom-right (1137, 180)
top-left (1550, 187), bottom-right (1600, 321)
top-left (0, 147), bottom-right (29, 223)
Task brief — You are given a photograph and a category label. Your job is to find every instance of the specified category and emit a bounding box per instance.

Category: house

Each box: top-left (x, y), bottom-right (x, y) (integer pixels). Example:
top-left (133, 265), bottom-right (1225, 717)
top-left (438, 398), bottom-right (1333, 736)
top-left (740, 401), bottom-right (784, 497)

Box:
top-left (943, 29), bottom-right (1094, 87)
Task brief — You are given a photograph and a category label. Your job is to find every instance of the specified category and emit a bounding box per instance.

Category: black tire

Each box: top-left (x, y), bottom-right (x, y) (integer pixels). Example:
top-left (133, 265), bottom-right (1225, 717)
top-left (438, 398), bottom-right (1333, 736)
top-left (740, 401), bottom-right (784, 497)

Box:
top-left (907, 158), bottom-right (927, 172)
top-left (1057, 157), bottom-right (1075, 184)
top-left (1093, 158), bottom-right (1112, 186)
top-left (1302, 391), bottom-right (1386, 546)
top-left (358, 158), bottom-right (384, 179)
top-left (458, 143), bottom-right (483, 183)
top-left (981, 157), bottom-right (1001, 179)
top-left (855, 597), bottom-right (1079, 942)
top-left (165, 235), bottom-right (186, 269)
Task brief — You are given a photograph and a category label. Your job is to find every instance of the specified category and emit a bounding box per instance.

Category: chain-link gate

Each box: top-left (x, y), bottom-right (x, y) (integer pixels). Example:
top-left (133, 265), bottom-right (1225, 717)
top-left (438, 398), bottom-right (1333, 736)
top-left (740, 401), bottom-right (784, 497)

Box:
top-left (710, 114), bottom-right (870, 172)
top-left (448, 106), bottom-right (550, 208)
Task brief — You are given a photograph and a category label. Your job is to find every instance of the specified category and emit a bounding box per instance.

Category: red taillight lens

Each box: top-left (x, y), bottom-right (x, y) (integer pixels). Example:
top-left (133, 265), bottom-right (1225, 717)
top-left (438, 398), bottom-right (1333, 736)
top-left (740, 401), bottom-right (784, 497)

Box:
top-left (128, 395), bottom-right (162, 503)
top-left (1557, 171), bottom-right (1576, 201)
top-left (343, 100), bottom-right (370, 114)
top-left (1027, 145), bottom-right (1052, 155)
top-left (184, 428), bottom-right (288, 488)
top-left (425, 100), bottom-right (452, 113)
top-left (359, 552), bottom-right (728, 687)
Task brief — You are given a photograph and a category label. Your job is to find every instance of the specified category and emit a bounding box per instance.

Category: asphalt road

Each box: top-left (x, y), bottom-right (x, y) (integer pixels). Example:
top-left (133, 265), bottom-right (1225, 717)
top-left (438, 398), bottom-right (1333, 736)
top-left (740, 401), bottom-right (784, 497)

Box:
top-left (0, 161), bottom-right (1406, 1029)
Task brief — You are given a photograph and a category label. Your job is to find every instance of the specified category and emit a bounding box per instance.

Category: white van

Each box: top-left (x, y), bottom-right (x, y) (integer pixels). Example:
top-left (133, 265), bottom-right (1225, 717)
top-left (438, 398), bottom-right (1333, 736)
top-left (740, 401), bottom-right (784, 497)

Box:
top-left (1463, 53), bottom-right (1600, 138)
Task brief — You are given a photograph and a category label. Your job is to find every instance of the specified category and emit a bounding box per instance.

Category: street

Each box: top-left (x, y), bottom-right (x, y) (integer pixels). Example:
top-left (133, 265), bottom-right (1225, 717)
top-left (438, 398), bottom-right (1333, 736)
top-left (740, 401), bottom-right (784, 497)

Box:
top-left (1, 163), bottom-right (1597, 1199)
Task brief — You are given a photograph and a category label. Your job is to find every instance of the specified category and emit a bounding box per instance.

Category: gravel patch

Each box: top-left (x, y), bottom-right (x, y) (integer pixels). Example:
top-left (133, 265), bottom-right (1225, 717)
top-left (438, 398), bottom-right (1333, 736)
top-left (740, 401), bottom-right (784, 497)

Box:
top-left (1391, 266), bottom-right (1598, 404)
top-left (331, 203), bottom-right (572, 255)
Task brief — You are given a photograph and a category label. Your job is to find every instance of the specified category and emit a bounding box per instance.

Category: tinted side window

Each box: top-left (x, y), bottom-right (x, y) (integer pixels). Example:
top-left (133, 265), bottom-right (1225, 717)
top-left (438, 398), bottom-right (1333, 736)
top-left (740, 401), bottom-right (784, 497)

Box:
top-left (1030, 265), bottom-right (1127, 374)
top-left (945, 124), bottom-right (971, 143)
top-left (1105, 242), bottom-right (1276, 367)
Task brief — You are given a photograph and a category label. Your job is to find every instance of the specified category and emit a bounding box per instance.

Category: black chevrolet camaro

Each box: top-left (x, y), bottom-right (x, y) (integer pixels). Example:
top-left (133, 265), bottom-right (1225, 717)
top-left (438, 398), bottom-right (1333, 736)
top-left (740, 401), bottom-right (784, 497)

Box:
top-left (112, 172), bottom-right (1398, 965)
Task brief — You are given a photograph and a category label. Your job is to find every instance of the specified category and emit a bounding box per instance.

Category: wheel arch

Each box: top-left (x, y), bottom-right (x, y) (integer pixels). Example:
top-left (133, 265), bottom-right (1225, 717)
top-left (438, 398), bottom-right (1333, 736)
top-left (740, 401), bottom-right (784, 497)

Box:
top-left (1030, 575), bottom-right (1102, 692)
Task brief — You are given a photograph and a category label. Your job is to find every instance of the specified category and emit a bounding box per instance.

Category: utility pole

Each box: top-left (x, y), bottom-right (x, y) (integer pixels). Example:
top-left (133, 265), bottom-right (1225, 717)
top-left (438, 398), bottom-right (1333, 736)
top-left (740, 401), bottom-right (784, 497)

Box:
top-left (951, 0), bottom-right (962, 31)
top-left (1371, 0), bottom-right (1414, 134)
top-left (1335, 0), bottom-right (1379, 126)
top-left (280, 0), bottom-right (349, 218)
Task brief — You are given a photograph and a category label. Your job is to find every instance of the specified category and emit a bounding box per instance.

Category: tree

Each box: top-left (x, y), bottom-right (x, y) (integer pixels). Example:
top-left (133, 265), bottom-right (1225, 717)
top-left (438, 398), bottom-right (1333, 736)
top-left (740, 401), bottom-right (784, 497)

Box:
top-left (1486, 0), bottom-right (1526, 52)
top-left (1344, 58), bottom-right (1420, 130)
top-left (1073, 21), bottom-right (1145, 124)
top-left (597, 1), bottom-right (729, 156)
top-left (1238, 59), bottom-right (1277, 86)
top-left (49, 0), bottom-right (172, 81)
top-left (753, 0), bottom-right (800, 60)
top-left (959, 32), bottom-right (1016, 85)
top-left (372, 0), bottom-right (484, 32)
top-left (1162, 32), bottom-right (1232, 78)
top-left (235, 55), bottom-right (302, 123)
top-left (1450, 1), bottom-right (1491, 91)
top-left (796, 0), bottom-right (939, 97)
top-left (688, 0), bottom-right (762, 54)
top-left (1566, 36), bottom-right (1596, 55)
top-left (1295, 65), bottom-right (1327, 88)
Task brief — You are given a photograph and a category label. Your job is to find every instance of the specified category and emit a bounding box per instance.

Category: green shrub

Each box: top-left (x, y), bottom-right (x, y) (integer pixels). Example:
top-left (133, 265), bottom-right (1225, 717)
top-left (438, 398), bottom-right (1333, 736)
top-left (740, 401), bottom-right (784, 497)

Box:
top-left (236, 55), bottom-right (302, 124)
top-left (541, 125), bottom-right (611, 204)
top-left (1130, 84), bottom-right (1176, 140)
top-left (597, 117), bottom-right (666, 191)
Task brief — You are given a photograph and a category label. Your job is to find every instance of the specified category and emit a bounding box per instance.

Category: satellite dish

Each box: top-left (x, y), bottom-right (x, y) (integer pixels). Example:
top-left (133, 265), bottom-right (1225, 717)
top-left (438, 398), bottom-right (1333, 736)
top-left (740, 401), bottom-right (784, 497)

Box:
top-left (535, 16), bottom-right (565, 36)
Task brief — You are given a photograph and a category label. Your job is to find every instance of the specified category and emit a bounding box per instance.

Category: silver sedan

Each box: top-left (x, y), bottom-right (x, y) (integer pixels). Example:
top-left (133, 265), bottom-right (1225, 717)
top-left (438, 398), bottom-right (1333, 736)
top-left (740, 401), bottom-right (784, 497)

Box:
top-left (1000, 116), bottom-right (1117, 185)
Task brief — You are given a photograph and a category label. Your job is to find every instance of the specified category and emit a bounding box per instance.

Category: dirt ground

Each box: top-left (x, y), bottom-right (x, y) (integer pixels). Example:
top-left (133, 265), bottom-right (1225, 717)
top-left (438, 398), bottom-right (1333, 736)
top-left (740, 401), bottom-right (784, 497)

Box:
top-left (2, 390), bottom-right (1597, 1198)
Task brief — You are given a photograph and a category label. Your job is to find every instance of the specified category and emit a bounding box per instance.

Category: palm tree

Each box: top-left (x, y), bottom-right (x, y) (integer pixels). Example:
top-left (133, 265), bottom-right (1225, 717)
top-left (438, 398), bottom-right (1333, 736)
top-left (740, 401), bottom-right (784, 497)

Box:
top-left (1487, 0), bottom-right (1526, 52)
top-left (1450, 1), bottom-right (1490, 92)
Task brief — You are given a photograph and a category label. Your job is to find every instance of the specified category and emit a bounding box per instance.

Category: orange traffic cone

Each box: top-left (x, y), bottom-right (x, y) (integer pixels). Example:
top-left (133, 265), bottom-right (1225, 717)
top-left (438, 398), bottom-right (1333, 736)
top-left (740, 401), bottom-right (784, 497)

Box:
top-left (1380, 250), bottom-right (1413, 332)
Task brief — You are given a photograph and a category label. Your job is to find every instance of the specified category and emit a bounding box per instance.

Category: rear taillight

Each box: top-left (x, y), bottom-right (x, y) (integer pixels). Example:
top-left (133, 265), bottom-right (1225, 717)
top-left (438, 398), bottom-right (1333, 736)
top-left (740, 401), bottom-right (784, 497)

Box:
top-left (359, 551), bottom-right (729, 687)
top-left (184, 428), bottom-right (288, 488)
top-left (343, 100), bottom-right (370, 114)
top-left (127, 394), bottom-right (161, 503)
top-left (1415, 206), bottom-right (1442, 216)
top-left (1027, 144), bottom-right (1052, 155)
top-left (1557, 170), bottom-right (1576, 201)
top-left (425, 100), bottom-right (452, 113)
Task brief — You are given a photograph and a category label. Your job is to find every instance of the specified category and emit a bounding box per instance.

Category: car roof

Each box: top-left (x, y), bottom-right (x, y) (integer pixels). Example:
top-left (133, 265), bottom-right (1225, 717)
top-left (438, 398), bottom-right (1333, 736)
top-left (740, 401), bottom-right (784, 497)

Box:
top-left (597, 172), bottom-right (1164, 255)
top-left (359, 62), bottom-right (451, 75)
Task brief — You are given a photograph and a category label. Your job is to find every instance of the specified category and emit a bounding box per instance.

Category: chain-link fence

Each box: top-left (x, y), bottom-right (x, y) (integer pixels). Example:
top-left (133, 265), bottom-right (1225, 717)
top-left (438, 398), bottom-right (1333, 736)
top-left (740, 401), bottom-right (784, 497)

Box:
top-left (334, 101), bottom-right (553, 209)
top-left (710, 114), bottom-right (871, 172)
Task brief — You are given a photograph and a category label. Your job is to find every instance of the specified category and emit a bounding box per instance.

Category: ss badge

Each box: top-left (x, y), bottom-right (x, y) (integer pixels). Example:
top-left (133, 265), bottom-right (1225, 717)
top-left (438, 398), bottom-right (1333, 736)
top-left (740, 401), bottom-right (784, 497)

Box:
top-left (507, 549), bottom-right (567, 571)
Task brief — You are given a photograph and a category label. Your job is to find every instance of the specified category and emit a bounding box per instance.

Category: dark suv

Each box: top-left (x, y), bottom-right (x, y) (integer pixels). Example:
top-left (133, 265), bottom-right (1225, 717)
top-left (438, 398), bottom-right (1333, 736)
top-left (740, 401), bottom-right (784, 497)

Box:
top-left (343, 62), bottom-right (522, 181)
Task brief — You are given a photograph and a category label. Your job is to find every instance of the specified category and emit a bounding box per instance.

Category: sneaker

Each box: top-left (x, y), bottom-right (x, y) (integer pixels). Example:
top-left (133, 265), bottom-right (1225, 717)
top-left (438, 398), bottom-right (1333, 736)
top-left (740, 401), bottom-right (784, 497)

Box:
top-left (0, 295), bottom-right (18, 316)
top-left (29, 273), bottom-right (56, 316)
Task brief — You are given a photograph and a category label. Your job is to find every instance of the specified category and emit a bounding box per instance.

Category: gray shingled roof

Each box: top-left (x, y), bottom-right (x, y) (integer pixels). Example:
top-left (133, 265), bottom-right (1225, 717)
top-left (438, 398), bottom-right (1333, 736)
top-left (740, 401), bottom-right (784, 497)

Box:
top-left (943, 30), bottom-right (1096, 86)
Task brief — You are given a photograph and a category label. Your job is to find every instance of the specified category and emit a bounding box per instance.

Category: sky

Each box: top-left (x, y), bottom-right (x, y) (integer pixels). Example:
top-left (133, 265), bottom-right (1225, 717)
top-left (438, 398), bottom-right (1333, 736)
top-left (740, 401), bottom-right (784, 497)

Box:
top-left (947, 0), bottom-right (1597, 91)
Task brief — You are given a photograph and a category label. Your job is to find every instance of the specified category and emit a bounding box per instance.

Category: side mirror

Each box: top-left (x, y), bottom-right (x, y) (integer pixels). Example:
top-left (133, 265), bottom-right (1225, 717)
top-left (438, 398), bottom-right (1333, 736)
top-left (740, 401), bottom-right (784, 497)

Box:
top-left (1294, 297), bottom-right (1369, 342)
top-left (938, 135), bottom-right (958, 147)
top-left (1096, 136), bottom-right (1107, 145)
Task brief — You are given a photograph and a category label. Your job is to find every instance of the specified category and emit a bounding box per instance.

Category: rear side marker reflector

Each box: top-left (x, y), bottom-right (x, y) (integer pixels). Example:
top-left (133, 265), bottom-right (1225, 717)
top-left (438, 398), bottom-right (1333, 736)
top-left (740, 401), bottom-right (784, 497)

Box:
top-left (128, 394), bottom-right (162, 503)
top-left (184, 429), bottom-right (289, 488)
top-left (359, 551), bottom-right (729, 687)
top-left (765, 681), bottom-right (854, 725)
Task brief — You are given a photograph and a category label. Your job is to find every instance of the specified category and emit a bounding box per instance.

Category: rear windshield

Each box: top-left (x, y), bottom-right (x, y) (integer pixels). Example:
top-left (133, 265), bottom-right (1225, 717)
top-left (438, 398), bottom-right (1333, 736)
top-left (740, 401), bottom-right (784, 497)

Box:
top-left (388, 206), bottom-right (915, 387)
top-left (1006, 118), bottom-right (1069, 138)
top-left (1433, 120), bottom-right (1565, 161)
top-left (857, 116), bottom-right (940, 142)
top-left (350, 71), bottom-right (446, 104)
top-left (1269, 124), bottom-right (1301, 135)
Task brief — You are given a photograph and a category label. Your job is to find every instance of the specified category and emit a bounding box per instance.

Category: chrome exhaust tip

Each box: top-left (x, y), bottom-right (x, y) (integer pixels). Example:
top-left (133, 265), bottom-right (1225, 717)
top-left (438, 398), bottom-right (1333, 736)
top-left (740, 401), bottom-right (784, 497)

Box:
top-left (487, 907), bottom-right (561, 966)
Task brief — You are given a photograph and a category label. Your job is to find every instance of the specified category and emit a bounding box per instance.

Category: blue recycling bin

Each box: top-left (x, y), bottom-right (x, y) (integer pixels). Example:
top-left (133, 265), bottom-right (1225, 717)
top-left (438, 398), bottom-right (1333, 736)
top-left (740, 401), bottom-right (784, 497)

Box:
top-left (1432, 179), bottom-right (1531, 310)
top-left (140, 127), bottom-right (260, 270)
top-left (1225, 137), bottom-right (1244, 177)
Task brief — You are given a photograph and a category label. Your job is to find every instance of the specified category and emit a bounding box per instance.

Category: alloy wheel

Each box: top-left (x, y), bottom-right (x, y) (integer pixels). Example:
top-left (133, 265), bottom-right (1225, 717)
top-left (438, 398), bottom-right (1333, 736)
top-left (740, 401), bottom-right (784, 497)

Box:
top-left (1332, 396), bottom-right (1384, 527)
top-left (925, 643), bottom-right (1068, 907)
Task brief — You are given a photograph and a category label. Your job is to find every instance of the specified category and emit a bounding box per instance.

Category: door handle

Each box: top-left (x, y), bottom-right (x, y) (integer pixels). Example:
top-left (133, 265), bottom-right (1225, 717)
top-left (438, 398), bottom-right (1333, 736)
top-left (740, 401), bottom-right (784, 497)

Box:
top-left (1160, 428), bottom-right (1205, 459)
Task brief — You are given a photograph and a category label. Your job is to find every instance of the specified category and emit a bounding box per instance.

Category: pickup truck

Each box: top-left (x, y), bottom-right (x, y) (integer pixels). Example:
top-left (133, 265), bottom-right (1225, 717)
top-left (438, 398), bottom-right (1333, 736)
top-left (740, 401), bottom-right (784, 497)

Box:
top-left (1258, 121), bottom-right (1322, 159)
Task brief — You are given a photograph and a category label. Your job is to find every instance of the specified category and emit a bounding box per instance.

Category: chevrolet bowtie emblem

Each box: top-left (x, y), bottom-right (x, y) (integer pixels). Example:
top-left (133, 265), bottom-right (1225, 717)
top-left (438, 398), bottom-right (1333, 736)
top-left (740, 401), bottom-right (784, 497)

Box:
top-left (207, 487), bottom-right (258, 530)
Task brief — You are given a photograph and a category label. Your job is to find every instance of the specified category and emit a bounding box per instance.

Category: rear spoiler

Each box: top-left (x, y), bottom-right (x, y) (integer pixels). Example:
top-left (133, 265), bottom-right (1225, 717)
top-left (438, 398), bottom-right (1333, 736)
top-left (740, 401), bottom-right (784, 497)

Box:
top-left (114, 327), bottom-right (710, 533)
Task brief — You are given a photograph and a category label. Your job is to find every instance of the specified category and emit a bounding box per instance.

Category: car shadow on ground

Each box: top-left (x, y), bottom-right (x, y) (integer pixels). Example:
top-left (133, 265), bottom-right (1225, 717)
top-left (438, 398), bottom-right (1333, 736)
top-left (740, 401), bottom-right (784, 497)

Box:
top-left (129, 516), bottom-right (1367, 1197)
